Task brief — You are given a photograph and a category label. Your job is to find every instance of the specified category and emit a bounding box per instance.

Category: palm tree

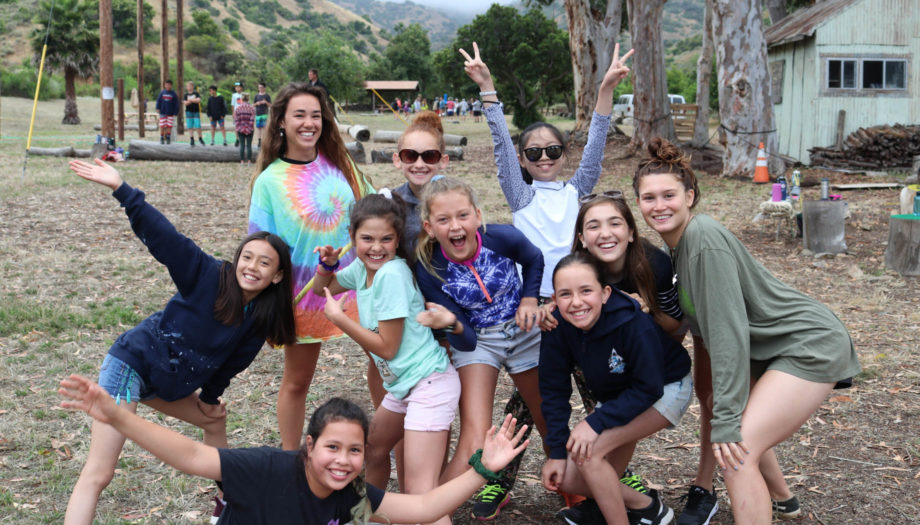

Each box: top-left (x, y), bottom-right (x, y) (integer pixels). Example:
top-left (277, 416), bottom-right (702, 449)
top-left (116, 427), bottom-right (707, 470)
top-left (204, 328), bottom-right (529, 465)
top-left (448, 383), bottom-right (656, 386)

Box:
top-left (30, 0), bottom-right (99, 125)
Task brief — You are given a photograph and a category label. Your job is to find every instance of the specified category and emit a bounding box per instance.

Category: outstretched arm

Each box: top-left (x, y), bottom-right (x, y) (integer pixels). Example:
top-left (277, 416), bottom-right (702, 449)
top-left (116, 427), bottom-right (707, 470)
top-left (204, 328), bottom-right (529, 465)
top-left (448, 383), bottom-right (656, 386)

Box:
top-left (374, 415), bottom-right (529, 522)
top-left (594, 43), bottom-right (634, 116)
top-left (59, 374), bottom-right (222, 481)
top-left (69, 158), bottom-right (124, 191)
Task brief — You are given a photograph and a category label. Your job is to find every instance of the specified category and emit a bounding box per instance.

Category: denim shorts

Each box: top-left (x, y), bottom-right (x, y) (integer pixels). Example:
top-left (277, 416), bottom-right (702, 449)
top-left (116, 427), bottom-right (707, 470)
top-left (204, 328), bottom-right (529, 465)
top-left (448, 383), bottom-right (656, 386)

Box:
top-left (97, 354), bottom-right (155, 404)
top-left (450, 320), bottom-right (541, 375)
top-left (380, 365), bottom-right (460, 432)
top-left (652, 372), bottom-right (694, 428)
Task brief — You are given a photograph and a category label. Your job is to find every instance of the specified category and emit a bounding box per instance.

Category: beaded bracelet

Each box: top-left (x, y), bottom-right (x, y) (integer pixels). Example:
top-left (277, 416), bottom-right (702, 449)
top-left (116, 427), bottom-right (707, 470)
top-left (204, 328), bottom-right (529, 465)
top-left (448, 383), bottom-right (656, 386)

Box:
top-left (318, 259), bottom-right (340, 272)
top-left (479, 90), bottom-right (497, 97)
top-left (467, 449), bottom-right (502, 482)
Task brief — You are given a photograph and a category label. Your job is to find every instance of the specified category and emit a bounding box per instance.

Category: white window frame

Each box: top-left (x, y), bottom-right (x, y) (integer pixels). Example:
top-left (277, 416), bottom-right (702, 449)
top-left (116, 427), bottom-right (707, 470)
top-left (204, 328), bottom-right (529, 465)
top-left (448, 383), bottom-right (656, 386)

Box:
top-left (822, 55), bottom-right (909, 95)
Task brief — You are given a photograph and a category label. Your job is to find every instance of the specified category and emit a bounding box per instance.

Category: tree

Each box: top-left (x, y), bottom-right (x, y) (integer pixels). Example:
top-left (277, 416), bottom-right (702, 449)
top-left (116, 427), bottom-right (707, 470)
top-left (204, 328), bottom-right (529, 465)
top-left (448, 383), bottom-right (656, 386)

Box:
top-left (30, 0), bottom-right (99, 124)
top-left (713, 0), bottom-right (782, 177)
top-left (285, 31), bottom-right (366, 101)
top-left (442, 5), bottom-right (570, 130)
top-left (383, 23), bottom-right (433, 90)
top-left (111, 0), bottom-right (156, 42)
top-left (627, 0), bottom-right (674, 146)
top-left (692, 0), bottom-right (714, 147)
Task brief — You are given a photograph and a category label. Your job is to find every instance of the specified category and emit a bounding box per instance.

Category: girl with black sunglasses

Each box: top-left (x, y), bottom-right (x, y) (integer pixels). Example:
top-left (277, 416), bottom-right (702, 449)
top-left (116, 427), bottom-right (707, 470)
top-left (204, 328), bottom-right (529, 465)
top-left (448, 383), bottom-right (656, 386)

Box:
top-left (458, 41), bottom-right (633, 519)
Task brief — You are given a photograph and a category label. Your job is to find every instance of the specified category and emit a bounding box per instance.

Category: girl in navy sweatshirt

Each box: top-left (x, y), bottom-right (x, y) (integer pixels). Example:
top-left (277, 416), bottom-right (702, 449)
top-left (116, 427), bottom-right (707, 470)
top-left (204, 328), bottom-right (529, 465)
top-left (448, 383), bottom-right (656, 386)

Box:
top-left (540, 252), bottom-right (692, 525)
top-left (64, 159), bottom-right (297, 525)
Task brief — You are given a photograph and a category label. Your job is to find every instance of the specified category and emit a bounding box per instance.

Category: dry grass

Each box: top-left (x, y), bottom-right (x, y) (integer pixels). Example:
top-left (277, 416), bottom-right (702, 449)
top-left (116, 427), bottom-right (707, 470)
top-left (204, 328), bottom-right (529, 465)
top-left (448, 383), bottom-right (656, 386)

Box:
top-left (1, 96), bottom-right (918, 523)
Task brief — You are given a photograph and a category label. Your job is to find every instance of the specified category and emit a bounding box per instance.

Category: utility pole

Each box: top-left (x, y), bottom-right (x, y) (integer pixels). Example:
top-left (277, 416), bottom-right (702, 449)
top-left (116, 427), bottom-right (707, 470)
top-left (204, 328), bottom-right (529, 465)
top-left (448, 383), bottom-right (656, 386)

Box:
top-left (100, 0), bottom-right (114, 141)
top-left (176, 0), bottom-right (184, 135)
top-left (137, 0), bottom-right (145, 137)
top-left (161, 0), bottom-right (168, 88)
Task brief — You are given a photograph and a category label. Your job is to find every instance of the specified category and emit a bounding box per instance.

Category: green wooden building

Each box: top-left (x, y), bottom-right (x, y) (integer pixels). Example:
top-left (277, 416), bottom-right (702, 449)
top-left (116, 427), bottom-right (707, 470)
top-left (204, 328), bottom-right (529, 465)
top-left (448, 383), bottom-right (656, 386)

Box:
top-left (765, 0), bottom-right (918, 164)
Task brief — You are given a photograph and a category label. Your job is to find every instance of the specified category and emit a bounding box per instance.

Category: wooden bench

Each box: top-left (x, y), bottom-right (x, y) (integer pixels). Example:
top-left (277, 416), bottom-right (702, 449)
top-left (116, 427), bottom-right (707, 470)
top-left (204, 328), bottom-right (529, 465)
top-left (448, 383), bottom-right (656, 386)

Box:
top-left (671, 103), bottom-right (698, 143)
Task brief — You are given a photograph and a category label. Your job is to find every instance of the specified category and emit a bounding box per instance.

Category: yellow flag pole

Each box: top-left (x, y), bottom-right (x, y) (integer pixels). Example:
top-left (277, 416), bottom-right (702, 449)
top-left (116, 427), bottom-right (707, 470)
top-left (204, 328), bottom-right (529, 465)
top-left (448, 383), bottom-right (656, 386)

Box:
top-left (370, 88), bottom-right (409, 126)
top-left (328, 95), bottom-right (355, 128)
top-left (26, 44), bottom-right (49, 153)
top-left (293, 241), bottom-right (353, 305)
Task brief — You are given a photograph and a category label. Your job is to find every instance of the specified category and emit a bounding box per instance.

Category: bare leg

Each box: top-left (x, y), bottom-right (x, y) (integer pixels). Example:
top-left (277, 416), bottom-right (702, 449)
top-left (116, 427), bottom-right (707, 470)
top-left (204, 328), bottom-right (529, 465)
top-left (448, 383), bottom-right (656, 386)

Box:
top-left (692, 336), bottom-right (717, 490)
top-left (760, 447), bottom-right (793, 501)
top-left (720, 371), bottom-right (833, 525)
top-left (440, 364), bottom-right (499, 483)
top-left (403, 429), bottom-right (452, 525)
top-left (143, 394), bottom-right (227, 448)
top-left (508, 367), bottom-right (548, 445)
top-left (64, 402), bottom-right (138, 525)
top-left (365, 406), bottom-right (406, 489)
top-left (277, 342), bottom-right (321, 450)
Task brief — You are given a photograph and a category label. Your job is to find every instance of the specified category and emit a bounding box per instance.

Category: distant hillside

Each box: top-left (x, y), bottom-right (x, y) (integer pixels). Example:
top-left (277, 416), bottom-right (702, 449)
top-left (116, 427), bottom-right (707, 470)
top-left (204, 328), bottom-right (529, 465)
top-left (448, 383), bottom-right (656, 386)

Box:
top-left (329, 0), bottom-right (472, 50)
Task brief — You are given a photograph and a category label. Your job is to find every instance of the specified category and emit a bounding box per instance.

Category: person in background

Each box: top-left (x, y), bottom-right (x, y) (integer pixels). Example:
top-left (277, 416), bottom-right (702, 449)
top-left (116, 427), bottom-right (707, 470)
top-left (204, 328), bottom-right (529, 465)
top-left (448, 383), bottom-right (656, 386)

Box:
top-left (233, 93), bottom-right (255, 165)
top-left (206, 85), bottom-right (229, 147)
top-left (231, 82), bottom-right (243, 147)
top-left (155, 79), bottom-right (179, 145)
top-left (183, 81), bottom-right (205, 147)
top-left (254, 82), bottom-right (272, 148)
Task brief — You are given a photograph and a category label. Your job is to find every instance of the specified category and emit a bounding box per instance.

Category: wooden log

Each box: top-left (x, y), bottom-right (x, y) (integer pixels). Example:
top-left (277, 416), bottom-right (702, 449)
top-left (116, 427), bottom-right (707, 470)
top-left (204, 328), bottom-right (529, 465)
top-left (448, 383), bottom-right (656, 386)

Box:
top-left (802, 200), bottom-right (847, 254)
top-left (74, 148), bottom-right (92, 158)
top-left (347, 124), bottom-right (370, 142)
top-left (129, 140), bottom-right (259, 161)
top-left (346, 141), bottom-right (365, 164)
top-left (885, 215), bottom-right (920, 275)
top-left (372, 129), bottom-right (467, 146)
top-left (28, 146), bottom-right (76, 157)
top-left (835, 110), bottom-right (846, 150)
top-left (370, 147), bottom-right (463, 163)
top-left (95, 123), bottom-right (158, 131)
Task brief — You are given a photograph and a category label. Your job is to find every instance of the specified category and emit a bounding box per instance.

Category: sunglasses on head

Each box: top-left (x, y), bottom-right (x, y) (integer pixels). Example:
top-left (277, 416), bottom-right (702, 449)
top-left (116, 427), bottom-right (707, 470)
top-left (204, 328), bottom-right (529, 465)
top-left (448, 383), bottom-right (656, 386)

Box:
top-left (523, 145), bottom-right (564, 162)
top-left (398, 149), bottom-right (443, 164)
top-left (578, 190), bottom-right (625, 205)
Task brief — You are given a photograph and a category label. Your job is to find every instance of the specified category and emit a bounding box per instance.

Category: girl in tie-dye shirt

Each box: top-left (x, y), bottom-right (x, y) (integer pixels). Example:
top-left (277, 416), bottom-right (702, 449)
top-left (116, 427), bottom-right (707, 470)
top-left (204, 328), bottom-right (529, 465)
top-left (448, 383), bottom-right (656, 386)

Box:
top-left (248, 83), bottom-right (373, 451)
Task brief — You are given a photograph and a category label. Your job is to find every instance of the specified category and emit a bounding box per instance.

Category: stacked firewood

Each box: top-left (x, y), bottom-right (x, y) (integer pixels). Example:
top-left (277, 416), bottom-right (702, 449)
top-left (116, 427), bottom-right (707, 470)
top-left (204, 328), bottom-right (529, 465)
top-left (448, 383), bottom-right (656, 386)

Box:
top-left (809, 124), bottom-right (920, 169)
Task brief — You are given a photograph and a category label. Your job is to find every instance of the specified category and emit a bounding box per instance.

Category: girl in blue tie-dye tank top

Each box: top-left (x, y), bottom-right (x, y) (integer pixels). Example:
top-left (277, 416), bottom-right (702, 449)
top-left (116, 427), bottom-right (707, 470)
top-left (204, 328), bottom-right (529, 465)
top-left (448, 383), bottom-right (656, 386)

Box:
top-left (412, 177), bottom-right (550, 504)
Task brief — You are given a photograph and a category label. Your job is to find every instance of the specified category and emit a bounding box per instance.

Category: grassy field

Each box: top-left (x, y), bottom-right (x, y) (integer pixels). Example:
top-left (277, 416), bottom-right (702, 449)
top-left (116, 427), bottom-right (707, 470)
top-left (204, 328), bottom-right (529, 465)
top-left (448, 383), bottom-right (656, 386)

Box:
top-left (0, 95), bottom-right (918, 523)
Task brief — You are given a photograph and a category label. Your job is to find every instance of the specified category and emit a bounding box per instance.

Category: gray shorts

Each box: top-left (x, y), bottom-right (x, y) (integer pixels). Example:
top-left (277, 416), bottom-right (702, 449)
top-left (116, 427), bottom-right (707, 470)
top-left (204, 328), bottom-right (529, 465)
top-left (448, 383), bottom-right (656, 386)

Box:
top-left (450, 320), bottom-right (541, 374)
top-left (653, 372), bottom-right (694, 428)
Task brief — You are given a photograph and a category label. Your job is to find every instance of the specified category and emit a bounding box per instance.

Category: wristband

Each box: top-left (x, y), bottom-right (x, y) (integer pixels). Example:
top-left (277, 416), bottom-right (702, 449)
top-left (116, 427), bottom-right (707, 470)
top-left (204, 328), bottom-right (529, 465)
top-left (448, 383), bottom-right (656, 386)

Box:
top-left (468, 449), bottom-right (502, 482)
top-left (442, 323), bottom-right (456, 334)
top-left (318, 259), bottom-right (340, 272)
top-left (479, 91), bottom-right (497, 97)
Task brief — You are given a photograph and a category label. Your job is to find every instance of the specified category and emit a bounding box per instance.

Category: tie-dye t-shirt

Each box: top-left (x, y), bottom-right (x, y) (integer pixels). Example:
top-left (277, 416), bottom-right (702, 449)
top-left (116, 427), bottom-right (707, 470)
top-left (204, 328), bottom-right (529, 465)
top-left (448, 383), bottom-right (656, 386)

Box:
top-left (249, 154), bottom-right (371, 342)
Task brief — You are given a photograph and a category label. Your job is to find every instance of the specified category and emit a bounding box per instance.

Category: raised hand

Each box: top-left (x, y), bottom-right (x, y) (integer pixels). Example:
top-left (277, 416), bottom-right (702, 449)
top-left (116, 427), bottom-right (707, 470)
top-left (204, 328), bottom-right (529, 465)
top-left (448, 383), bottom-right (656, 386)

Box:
top-left (69, 158), bottom-right (124, 191)
top-left (322, 286), bottom-right (348, 323)
top-left (480, 414), bottom-right (530, 472)
top-left (59, 374), bottom-right (122, 424)
top-left (313, 245), bottom-right (343, 267)
top-left (458, 42), bottom-right (495, 92)
top-left (600, 43), bottom-right (635, 90)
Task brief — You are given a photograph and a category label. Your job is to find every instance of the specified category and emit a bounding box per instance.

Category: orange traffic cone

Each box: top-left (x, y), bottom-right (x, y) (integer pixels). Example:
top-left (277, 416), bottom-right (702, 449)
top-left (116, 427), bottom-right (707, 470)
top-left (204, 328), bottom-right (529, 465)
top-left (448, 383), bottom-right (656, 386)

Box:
top-left (753, 142), bottom-right (770, 183)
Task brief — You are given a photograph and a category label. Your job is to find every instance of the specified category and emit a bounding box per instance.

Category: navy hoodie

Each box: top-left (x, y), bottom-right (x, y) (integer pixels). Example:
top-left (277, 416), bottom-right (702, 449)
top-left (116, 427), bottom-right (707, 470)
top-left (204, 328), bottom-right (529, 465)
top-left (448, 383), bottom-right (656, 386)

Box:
top-left (106, 184), bottom-right (266, 404)
top-left (539, 290), bottom-right (691, 459)
top-left (156, 89), bottom-right (179, 116)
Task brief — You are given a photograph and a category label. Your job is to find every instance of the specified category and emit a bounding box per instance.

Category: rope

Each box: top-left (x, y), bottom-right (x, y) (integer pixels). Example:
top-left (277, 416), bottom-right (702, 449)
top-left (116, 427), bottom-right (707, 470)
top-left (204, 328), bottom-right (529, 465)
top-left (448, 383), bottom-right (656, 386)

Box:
top-left (369, 88), bottom-right (409, 127)
top-left (328, 94), bottom-right (355, 127)
top-left (631, 112), bottom-right (673, 125)
top-left (22, 0), bottom-right (56, 178)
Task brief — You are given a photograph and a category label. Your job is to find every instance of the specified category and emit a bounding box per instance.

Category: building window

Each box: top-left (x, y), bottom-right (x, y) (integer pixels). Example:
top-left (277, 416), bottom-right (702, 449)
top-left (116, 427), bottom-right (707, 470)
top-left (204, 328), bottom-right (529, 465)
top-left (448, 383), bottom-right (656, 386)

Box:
top-left (825, 57), bottom-right (907, 92)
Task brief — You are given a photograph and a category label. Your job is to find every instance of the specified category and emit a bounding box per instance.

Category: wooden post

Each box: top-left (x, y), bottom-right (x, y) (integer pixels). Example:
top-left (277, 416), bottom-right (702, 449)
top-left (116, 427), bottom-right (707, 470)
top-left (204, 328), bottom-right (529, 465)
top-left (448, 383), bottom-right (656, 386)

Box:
top-left (885, 215), bottom-right (920, 276)
top-left (802, 200), bottom-right (848, 254)
top-left (176, 0), bottom-right (184, 135)
top-left (100, 0), bottom-right (115, 140)
top-left (137, 0), bottom-right (145, 137)
top-left (835, 110), bottom-right (846, 150)
top-left (160, 0), bottom-right (168, 88)
top-left (117, 78), bottom-right (125, 141)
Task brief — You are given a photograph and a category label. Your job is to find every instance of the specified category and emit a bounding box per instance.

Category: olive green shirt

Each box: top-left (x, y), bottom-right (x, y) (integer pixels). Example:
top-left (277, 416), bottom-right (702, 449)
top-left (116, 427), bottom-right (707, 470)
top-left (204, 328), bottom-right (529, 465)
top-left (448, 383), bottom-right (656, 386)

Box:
top-left (673, 215), bottom-right (860, 443)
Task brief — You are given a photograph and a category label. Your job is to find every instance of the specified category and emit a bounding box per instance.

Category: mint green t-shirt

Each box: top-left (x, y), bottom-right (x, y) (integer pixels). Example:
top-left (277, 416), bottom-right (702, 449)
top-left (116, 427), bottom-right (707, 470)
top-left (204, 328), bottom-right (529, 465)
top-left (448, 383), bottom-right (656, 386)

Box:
top-left (336, 257), bottom-right (449, 399)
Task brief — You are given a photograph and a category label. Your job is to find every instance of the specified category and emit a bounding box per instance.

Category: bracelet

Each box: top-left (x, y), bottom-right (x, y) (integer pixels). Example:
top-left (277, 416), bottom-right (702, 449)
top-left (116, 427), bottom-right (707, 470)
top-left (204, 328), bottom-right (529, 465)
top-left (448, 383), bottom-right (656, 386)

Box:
top-left (479, 91), bottom-right (497, 97)
top-left (468, 449), bottom-right (502, 482)
top-left (318, 259), bottom-right (340, 272)
top-left (442, 323), bottom-right (456, 334)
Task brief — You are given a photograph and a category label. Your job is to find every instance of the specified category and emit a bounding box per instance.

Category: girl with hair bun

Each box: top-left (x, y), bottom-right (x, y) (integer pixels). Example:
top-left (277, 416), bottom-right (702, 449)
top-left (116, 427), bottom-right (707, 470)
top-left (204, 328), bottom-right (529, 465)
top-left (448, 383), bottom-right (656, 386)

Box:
top-left (634, 137), bottom-right (860, 525)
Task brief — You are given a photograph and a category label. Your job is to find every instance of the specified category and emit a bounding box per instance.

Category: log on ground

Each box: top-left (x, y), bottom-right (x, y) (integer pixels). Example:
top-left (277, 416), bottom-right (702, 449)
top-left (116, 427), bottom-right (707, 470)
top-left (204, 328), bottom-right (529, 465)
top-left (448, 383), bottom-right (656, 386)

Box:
top-left (28, 146), bottom-right (76, 157)
top-left (128, 140), bottom-right (365, 163)
top-left (885, 216), bottom-right (920, 276)
top-left (94, 123), bottom-right (158, 131)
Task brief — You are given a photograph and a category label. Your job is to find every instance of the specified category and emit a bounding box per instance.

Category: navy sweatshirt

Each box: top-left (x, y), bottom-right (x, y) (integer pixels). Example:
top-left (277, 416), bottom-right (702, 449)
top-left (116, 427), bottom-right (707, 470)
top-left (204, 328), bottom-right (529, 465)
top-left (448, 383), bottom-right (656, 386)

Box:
top-left (415, 225), bottom-right (544, 352)
top-left (155, 89), bottom-right (179, 116)
top-left (539, 291), bottom-right (691, 459)
top-left (106, 184), bottom-right (266, 404)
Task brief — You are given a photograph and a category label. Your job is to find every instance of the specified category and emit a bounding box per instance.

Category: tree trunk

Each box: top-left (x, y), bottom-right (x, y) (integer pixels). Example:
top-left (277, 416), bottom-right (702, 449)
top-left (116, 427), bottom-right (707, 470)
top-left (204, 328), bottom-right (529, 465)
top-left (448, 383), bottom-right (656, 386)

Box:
top-left (160, 0), bottom-right (168, 87)
top-left (691, 0), bottom-right (714, 147)
top-left (100, 0), bottom-right (115, 139)
top-left (564, 0), bottom-right (623, 133)
top-left (627, 0), bottom-right (674, 147)
top-left (712, 0), bottom-right (782, 178)
top-left (136, 0), bottom-right (145, 137)
top-left (62, 67), bottom-right (81, 125)
top-left (764, 0), bottom-right (787, 24)
top-left (176, 0), bottom-right (184, 135)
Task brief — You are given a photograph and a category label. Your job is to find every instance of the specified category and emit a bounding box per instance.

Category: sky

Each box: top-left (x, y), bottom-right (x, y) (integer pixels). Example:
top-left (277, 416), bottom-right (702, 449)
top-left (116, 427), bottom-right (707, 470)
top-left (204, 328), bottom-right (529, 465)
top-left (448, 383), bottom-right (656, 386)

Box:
top-left (376, 0), bottom-right (517, 15)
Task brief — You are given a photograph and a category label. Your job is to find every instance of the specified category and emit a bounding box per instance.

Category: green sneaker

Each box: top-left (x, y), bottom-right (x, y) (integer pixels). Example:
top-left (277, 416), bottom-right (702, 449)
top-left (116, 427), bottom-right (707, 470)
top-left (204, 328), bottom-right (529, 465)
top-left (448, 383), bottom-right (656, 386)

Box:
top-left (471, 480), bottom-right (512, 520)
top-left (621, 467), bottom-right (649, 494)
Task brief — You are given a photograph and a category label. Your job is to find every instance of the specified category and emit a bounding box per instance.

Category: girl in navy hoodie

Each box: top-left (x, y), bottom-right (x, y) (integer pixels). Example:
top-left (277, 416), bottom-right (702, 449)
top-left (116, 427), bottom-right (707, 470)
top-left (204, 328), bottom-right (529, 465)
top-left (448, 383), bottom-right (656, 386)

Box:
top-left (64, 159), bottom-right (297, 525)
top-left (540, 252), bottom-right (692, 525)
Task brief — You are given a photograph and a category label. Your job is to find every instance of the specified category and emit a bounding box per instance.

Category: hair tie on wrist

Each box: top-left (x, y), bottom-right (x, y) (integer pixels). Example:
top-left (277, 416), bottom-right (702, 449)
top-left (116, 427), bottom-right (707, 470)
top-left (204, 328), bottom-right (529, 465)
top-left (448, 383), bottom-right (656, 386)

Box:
top-left (479, 91), bottom-right (497, 97)
top-left (468, 449), bottom-right (502, 482)
top-left (318, 259), bottom-right (340, 272)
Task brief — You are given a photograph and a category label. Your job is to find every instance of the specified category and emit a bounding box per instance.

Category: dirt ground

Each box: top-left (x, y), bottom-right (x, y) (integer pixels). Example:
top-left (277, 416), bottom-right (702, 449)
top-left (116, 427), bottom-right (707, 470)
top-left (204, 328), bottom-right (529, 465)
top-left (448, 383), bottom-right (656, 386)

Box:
top-left (0, 96), bottom-right (918, 523)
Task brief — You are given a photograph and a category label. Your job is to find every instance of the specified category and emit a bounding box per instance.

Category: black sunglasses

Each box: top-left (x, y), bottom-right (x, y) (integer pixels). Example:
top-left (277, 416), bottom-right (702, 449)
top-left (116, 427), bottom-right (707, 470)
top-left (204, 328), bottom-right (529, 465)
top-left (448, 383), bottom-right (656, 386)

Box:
top-left (523, 145), bottom-right (564, 162)
top-left (398, 149), bottom-right (443, 164)
top-left (578, 190), bottom-right (625, 205)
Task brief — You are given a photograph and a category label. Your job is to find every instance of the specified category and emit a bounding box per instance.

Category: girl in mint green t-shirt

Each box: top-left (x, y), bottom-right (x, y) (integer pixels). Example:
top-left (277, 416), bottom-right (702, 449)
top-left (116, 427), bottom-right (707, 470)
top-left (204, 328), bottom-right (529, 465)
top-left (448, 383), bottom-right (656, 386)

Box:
top-left (312, 192), bottom-right (461, 525)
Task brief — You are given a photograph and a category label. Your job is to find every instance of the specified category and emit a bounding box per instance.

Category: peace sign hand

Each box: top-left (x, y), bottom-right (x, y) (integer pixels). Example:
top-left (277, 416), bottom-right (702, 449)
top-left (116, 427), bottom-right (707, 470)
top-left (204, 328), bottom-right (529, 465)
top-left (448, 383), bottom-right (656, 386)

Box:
top-left (459, 42), bottom-right (495, 93)
top-left (600, 43), bottom-right (635, 90)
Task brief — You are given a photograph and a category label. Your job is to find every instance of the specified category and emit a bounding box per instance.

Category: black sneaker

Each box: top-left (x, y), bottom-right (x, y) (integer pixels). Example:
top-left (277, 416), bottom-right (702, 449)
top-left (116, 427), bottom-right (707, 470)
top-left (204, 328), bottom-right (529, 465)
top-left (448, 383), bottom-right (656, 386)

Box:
top-left (160, 136), bottom-right (165, 144)
top-left (676, 485), bottom-right (718, 525)
top-left (166, 134), bottom-right (171, 144)
top-left (772, 495), bottom-right (801, 520)
top-left (556, 497), bottom-right (604, 525)
top-left (627, 489), bottom-right (674, 525)
top-left (470, 480), bottom-right (512, 520)
top-left (199, 137), bottom-right (205, 145)
top-left (190, 137), bottom-right (195, 147)
top-left (621, 467), bottom-right (649, 494)
top-left (234, 139), bottom-right (239, 147)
